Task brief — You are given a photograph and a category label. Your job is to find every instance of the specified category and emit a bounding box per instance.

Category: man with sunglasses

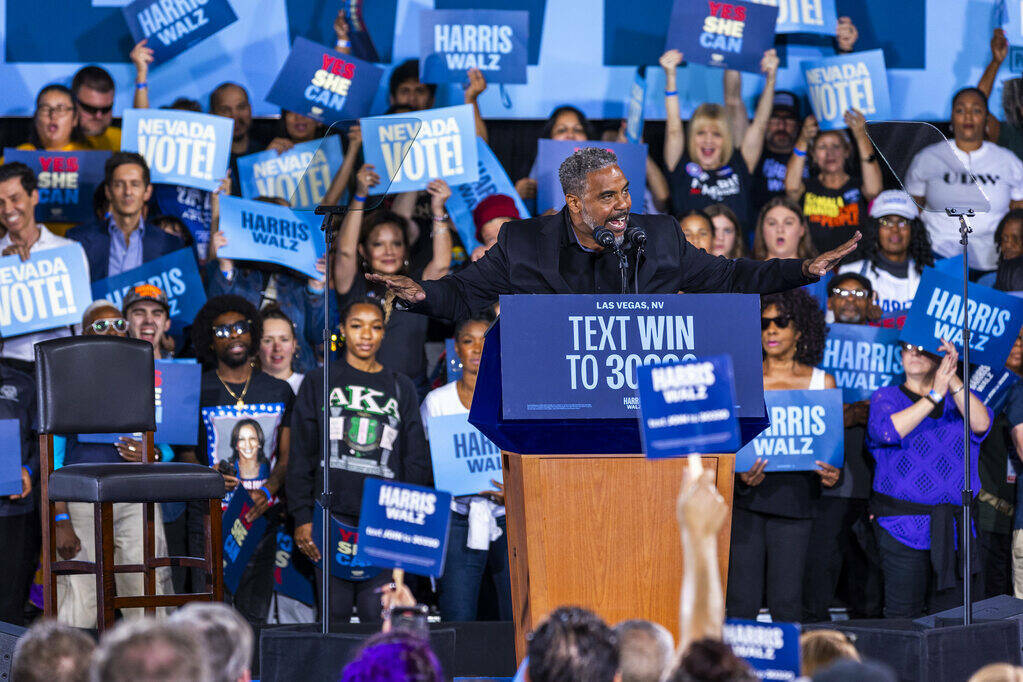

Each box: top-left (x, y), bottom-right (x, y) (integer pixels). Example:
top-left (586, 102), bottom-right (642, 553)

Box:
top-left (72, 66), bottom-right (119, 152)
top-left (68, 153), bottom-right (185, 282)
top-left (0, 162), bottom-right (91, 375)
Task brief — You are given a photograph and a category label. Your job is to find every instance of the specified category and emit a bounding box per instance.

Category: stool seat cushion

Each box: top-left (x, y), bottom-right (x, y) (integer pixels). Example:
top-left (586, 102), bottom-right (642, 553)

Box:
top-left (49, 463), bottom-right (225, 503)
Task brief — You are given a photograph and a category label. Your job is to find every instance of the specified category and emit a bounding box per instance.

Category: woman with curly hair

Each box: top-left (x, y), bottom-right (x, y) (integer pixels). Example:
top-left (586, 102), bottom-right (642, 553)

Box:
top-left (726, 288), bottom-right (839, 623)
top-left (838, 190), bottom-right (933, 317)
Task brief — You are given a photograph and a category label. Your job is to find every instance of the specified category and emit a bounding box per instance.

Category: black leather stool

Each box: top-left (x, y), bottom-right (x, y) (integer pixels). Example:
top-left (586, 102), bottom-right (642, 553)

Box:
top-left (36, 337), bottom-right (226, 630)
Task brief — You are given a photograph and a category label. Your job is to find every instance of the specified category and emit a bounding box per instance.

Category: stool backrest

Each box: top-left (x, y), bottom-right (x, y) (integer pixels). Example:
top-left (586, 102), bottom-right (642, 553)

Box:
top-left (35, 336), bottom-right (156, 435)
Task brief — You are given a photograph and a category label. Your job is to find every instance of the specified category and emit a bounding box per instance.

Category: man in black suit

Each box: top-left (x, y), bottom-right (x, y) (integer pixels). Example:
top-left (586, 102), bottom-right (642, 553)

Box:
top-left (369, 147), bottom-right (858, 320)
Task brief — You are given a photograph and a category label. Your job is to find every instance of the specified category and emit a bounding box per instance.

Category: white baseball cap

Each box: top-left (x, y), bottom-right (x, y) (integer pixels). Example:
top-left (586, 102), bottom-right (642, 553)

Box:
top-left (869, 190), bottom-right (919, 221)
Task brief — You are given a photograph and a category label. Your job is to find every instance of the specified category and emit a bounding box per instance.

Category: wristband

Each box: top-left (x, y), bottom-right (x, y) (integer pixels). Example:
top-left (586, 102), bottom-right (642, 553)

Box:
top-left (260, 486), bottom-right (272, 500)
top-left (353, 194), bottom-right (367, 203)
top-left (951, 383), bottom-right (965, 396)
top-left (22, 464), bottom-right (31, 478)
top-left (792, 147), bottom-right (807, 157)
top-left (136, 82), bottom-right (148, 90)
top-left (55, 513), bottom-right (70, 523)
top-left (335, 39), bottom-right (350, 49)
top-left (927, 389), bottom-right (944, 405)
top-left (432, 213), bottom-right (449, 222)
top-left (664, 90), bottom-right (678, 97)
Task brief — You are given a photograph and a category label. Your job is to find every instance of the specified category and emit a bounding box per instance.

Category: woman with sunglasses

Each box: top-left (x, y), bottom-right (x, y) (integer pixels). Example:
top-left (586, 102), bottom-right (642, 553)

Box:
top-left (868, 340), bottom-right (991, 618)
top-left (838, 190), bottom-right (934, 318)
top-left (288, 298), bottom-right (431, 628)
top-left (727, 288), bottom-right (839, 623)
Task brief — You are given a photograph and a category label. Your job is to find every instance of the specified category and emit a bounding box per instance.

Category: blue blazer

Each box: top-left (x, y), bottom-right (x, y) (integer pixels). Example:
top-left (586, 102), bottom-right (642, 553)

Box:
top-left (66, 220), bottom-right (185, 281)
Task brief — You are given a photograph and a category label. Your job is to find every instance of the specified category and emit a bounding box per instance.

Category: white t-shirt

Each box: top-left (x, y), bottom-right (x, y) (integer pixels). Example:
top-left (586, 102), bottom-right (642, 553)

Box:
top-left (285, 372), bottom-right (304, 395)
top-left (904, 140), bottom-right (1023, 270)
top-left (420, 381), bottom-right (467, 439)
top-left (838, 258), bottom-right (921, 316)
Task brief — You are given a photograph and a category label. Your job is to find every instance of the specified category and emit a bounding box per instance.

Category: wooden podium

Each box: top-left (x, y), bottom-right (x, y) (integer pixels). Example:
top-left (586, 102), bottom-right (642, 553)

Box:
top-left (502, 452), bottom-right (734, 662)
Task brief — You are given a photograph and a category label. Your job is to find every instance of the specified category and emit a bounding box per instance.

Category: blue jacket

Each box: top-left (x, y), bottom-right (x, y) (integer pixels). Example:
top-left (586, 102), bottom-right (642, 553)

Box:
top-left (67, 220), bottom-right (185, 281)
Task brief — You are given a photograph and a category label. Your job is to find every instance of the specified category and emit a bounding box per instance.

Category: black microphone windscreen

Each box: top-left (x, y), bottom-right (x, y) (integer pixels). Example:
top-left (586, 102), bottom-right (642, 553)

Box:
top-left (593, 228), bottom-right (616, 247)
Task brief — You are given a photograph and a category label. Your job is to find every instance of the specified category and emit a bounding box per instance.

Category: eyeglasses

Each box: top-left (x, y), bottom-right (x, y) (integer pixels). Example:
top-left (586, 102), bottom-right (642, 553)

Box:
top-left (89, 318), bottom-right (127, 334)
top-left (901, 342), bottom-right (926, 354)
top-left (76, 101), bottom-right (113, 116)
top-left (213, 319), bottom-right (251, 338)
top-left (830, 288), bottom-right (869, 299)
top-left (761, 315), bottom-right (792, 330)
top-left (37, 104), bottom-right (73, 119)
top-left (879, 217), bottom-right (911, 229)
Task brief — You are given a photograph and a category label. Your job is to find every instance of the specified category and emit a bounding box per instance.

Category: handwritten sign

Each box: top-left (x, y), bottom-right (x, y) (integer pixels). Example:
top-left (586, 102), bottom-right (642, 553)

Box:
top-left (735, 389), bottom-right (844, 472)
top-left (0, 244), bottom-right (91, 338)
top-left (236, 136), bottom-right (343, 211)
top-left (420, 9), bottom-right (528, 84)
top-left (217, 196), bottom-right (325, 280)
top-left (3, 149), bottom-right (109, 224)
top-left (122, 0), bottom-right (238, 65)
top-left (802, 49), bottom-right (891, 131)
top-left (121, 108), bottom-right (233, 192)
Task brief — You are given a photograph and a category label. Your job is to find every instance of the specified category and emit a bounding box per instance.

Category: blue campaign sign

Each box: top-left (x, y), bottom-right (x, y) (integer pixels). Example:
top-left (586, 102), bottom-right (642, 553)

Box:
top-left (0, 244), bottom-right (92, 338)
top-left (153, 185), bottom-right (212, 261)
top-left (266, 36), bottom-right (383, 125)
top-left (900, 267), bottom-right (1023, 368)
top-left (625, 68), bottom-right (647, 145)
top-left (121, 109), bottom-right (234, 192)
top-left (499, 294), bottom-right (765, 421)
top-left (91, 248), bottom-right (206, 326)
top-left (420, 9), bottom-right (529, 84)
top-left (535, 139), bottom-right (648, 213)
top-left (446, 338), bottom-right (464, 381)
top-left (221, 487), bottom-right (268, 594)
top-left (360, 104), bottom-right (480, 196)
top-left (236, 136), bottom-right (343, 211)
top-left (447, 138), bottom-right (530, 253)
top-left (217, 196), bottom-right (326, 280)
top-left (664, 0), bottom-right (778, 73)
top-left (0, 419), bottom-right (23, 496)
top-left (272, 529), bottom-right (315, 605)
top-left (771, 0), bottom-right (837, 34)
top-left (122, 0), bottom-right (238, 66)
top-left (312, 503), bottom-right (383, 581)
top-left (802, 49), bottom-right (892, 131)
top-left (3, 149), bottom-right (110, 224)
top-left (1011, 46), bottom-right (1023, 74)
top-left (637, 354), bottom-right (741, 458)
top-left (427, 412), bottom-right (502, 496)
top-left (723, 618), bottom-right (801, 681)
top-left (735, 389), bottom-right (845, 472)
top-left (356, 479), bottom-right (453, 578)
top-left (972, 363), bottom-right (1020, 416)
top-left (819, 323), bottom-right (904, 403)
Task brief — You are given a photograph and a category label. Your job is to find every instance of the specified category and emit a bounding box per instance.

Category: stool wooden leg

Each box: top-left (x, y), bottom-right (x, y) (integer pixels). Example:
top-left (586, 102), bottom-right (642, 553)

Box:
top-left (39, 434), bottom-right (56, 618)
top-left (95, 503), bottom-right (116, 631)
top-left (143, 502), bottom-right (156, 615)
top-left (208, 499), bottom-right (224, 601)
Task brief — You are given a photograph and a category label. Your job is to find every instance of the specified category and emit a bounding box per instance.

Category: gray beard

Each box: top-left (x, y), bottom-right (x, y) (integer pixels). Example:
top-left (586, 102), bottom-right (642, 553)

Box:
top-left (614, 234), bottom-right (625, 247)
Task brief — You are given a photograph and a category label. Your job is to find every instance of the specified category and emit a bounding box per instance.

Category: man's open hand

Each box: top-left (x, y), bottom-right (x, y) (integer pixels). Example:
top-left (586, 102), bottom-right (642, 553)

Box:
top-left (804, 232), bottom-right (862, 277)
top-left (365, 273), bottom-right (426, 304)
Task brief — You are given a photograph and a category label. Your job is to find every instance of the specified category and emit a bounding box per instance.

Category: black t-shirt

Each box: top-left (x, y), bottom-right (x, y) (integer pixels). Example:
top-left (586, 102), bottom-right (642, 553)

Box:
top-left (286, 358), bottom-right (431, 524)
top-left (734, 472), bottom-right (820, 519)
top-left (801, 175), bottom-right (864, 255)
top-left (339, 277), bottom-right (428, 385)
top-left (752, 149), bottom-right (791, 215)
top-left (558, 219), bottom-right (640, 294)
top-left (668, 151), bottom-right (752, 229)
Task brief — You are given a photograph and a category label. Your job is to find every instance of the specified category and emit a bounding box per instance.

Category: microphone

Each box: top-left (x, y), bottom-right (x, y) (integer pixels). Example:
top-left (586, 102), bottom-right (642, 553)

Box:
top-left (625, 225), bottom-right (647, 248)
top-left (593, 227), bottom-right (617, 248)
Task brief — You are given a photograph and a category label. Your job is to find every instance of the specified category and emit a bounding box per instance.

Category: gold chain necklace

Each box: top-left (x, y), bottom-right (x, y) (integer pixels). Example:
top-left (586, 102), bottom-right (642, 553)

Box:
top-left (217, 366), bottom-right (253, 409)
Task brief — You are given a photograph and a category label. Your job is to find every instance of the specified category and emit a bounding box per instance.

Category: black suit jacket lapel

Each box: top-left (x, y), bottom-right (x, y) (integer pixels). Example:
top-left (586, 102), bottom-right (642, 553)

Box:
top-left (537, 212), bottom-right (574, 294)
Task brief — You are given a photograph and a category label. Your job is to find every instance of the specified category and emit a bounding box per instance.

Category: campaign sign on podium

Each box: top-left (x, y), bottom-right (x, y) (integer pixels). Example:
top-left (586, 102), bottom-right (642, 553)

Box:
top-left (637, 354), bottom-right (740, 458)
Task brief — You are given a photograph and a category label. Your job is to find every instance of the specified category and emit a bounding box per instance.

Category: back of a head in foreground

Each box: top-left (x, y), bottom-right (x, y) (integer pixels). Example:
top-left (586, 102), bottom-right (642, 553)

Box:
top-left (664, 638), bottom-right (757, 682)
top-left (12, 620), bottom-right (95, 682)
top-left (614, 619), bottom-right (674, 682)
top-left (89, 619), bottom-right (211, 682)
top-left (340, 630), bottom-right (444, 682)
top-left (969, 663), bottom-right (1023, 682)
top-left (168, 602), bottom-right (253, 682)
top-left (527, 606), bottom-right (619, 682)
top-left (800, 630), bottom-right (860, 677)
top-left (811, 659), bottom-right (897, 682)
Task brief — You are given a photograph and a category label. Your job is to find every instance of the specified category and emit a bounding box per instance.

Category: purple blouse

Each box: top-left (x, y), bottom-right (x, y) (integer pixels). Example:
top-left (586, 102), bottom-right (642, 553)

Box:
top-left (867, 385), bottom-right (990, 550)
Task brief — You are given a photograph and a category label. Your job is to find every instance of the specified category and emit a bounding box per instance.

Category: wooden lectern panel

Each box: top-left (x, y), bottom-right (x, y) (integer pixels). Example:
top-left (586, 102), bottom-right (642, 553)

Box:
top-left (503, 452), bottom-right (734, 662)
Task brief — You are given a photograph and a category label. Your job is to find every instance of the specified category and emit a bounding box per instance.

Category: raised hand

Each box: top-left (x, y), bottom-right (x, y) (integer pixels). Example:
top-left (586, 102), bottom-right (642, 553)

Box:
top-left (465, 68), bottom-right (487, 102)
top-left (659, 49), bottom-right (684, 73)
top-left (356, 163), bottom-right (380, 197)
top-left (760, 49), bottom-right (779, 78)
top-left (804, 232), bottom-right (862, 277)
top-left (932, 339), bottom-right (959, 396)
top-left (130, 40), bottom-right (155, 82)
top-left (426, 178), bottom-right (452, 214)
top-left (992, 27), bottom-right (1009, 63)
top-left (677, 457), bottom-right (728, 538)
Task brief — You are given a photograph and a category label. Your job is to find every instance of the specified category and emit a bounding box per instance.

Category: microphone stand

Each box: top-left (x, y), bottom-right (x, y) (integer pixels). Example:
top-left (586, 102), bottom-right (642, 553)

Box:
top-left (947, 206), bottom-right (975, 626)
top-left (314, 203), bottom-right (347, 635)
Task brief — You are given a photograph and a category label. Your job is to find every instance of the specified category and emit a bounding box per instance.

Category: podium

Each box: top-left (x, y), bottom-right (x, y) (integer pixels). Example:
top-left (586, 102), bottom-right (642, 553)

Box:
top-left (470, 295), bottom-right (762, 661)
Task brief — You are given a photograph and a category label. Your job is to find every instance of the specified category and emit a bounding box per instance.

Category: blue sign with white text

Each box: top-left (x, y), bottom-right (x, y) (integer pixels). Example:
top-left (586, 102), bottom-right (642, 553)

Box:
top-left (535, 139), bottom-right (647, 213)
top-left (153, 185), bottom-right (212, 261)
top-left (665, 0), bottom-right (778, 73)
top-left (0, 420), bottom-right (23, 496)
top-left (901, 268), bottom-right (1023, 368)
top-left (312, 503), bottom-right (382, 581)
top-left (356, 479), bottom-right (453, 578)
top-left (772, 0), bottom-right (837, 34)
top-left (217, 196), bottom-right (326, 280)
top-left (272, 529), bottom-right (315, 605)
top-left (637, 354), bottom-right (741, 458)
top-left (3, 149), bottom-right (110, 224)
top-left (819, 323), bottom-right (904, 403)
top-left (266, 37), bottom-right (383, 125)
top-left (972, 363), bottom-right (1020, 416)
top-left (91, 248), bottom-right (206, 325)
top-left (420, 9), bottom-right (528, 84)
top-left (446, 338), bottom-right (464, 381)
top-left (121, 109), bottom-right (234, 192)
top-left (236, 136), bottom-right (343, 211)
top-left (724, 618), bottom-right (801, 681)
top-left (122, 0), bottom-right (238, 66)
top-left (222, 487), bottom-right (268, 594)
top-left (625, 69), bottom-right (646, 145)
top-left (802, 49), bottom-right (891, 131)
top-left (446, 138), bottom-right (529, 254)
top-left (428, 412), bottom-right (502, 496)
top-left (360, 104), bottom-right (480, 195)
top-left (0, 244), bottom-right (92, 338)
top-left (735, 389), bottom-right (844, 472)
top-left (499, 294), bottom-right (765, 421)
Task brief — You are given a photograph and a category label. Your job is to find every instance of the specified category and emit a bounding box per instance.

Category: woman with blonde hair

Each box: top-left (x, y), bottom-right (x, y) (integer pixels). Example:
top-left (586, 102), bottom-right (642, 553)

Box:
top-left (970, 663), bottom-right (1023, 682)
top-left (800, 629), bottom-right (860, 677)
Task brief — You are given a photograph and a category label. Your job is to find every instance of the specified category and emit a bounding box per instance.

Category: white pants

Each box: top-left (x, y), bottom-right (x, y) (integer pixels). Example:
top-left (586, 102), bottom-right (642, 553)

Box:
top-left (57, 502), bottom-right (174, 627)
top-left (1012, 529), bottom-right (1023, 598)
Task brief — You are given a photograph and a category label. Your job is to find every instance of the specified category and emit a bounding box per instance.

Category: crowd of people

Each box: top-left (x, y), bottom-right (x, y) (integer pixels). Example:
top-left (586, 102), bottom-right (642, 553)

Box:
top-left (6, 8), bottom-right (1023, 681)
